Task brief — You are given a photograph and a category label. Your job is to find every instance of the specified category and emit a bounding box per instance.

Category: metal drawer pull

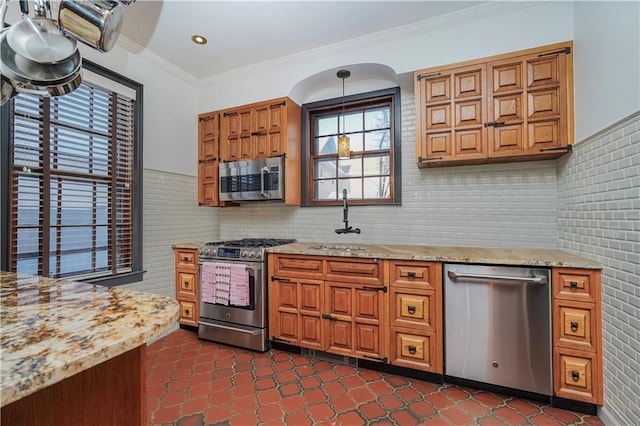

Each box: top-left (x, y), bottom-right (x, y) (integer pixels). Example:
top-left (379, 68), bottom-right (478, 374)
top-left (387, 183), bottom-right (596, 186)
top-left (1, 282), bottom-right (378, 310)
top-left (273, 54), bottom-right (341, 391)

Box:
top-left (571, 371), bottom-right (580, 381)
top-left (408, 345), bottom-right (417, 354)
top-left (447, 270), bottom-right (548, 284)
top-left (271, 276), bottom-right (290, 282)
top-left (184, 281), bottom-right (190, 288)
top-left (407, 305), bottom-right (416, 315)
top-left (322, 314), bottom-right (336, 320)
top-left (570, 321), bottom-right (579, 332)
top-left (407, 271), bottom-right (416, 278)
top-left (182, 256), bottom-right (190, 261)
top-left (569, 281), bottom-right (578, 289)
top-left (184, 309), bottom-right (190, 316)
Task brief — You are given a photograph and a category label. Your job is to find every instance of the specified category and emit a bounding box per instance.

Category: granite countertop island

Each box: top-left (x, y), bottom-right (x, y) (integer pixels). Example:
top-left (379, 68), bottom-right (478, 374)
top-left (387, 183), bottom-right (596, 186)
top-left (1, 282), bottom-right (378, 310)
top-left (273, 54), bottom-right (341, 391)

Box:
top-left (267, 242), bottom-right (602, 269)
top-left (0, 271), bottom-right (179, 424)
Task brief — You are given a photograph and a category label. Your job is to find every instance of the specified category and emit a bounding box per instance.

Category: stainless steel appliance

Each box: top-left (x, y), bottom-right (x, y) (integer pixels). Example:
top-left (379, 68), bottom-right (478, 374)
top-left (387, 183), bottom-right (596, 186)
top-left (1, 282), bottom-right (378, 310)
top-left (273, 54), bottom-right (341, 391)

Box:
top-left (444, 264), bottom-right (552, 395)
top-left (198, 238), bottom-right (295, 351)
top-left (219, 157), bottom-right (284, 202)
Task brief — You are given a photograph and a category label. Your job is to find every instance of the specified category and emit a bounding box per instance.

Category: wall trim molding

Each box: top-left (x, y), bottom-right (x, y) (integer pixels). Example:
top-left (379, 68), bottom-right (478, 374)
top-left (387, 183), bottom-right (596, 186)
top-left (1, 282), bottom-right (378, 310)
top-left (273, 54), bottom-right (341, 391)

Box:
top-left (573, 110), bottom-right (640, 150)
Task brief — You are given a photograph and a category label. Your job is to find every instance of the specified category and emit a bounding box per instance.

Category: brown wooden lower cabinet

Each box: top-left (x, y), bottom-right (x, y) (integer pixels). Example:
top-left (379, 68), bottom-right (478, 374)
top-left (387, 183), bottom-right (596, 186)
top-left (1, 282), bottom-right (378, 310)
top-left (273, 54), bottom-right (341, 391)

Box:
top-left (268, 254), bottom-right (602, 408)
top-left (174, 248), bottom-right (199, 327)
top-left (552, 268), bottom-right (603, 405)
top-left (1, 346), bottom-right (147, 426)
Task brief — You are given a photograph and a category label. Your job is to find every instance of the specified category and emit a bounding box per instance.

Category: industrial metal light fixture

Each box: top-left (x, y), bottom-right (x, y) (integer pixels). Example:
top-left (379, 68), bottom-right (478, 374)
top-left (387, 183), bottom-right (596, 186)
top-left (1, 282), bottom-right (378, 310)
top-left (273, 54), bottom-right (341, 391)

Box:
top-left (337, 69), bottom-right (351, 159)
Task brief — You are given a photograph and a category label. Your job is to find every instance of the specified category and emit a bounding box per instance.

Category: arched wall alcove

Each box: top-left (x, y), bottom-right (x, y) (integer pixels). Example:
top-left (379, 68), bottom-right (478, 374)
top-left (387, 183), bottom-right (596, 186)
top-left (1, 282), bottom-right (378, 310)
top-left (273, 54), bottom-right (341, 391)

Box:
top-left (288, 63), bottom-right (400, 106)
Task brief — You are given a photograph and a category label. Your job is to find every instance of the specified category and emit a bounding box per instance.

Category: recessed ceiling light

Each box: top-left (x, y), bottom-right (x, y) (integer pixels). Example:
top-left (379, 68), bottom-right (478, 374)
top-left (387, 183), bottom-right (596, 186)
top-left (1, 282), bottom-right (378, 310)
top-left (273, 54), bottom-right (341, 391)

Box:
top-left (191, 35), bottom-right (207, 45)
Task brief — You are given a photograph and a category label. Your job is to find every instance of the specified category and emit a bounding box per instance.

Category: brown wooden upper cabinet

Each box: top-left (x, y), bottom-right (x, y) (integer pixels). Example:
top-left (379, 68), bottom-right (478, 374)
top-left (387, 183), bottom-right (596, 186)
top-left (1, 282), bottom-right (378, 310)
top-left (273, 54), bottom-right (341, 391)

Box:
top-left (414, 41), bottom-right (574, 168)
top-left (198, 96), bottom-right (302, 206)
top-left (198, 111), bottom-right (219, 206)
top-left (219, 97), bottom-right (300, 162)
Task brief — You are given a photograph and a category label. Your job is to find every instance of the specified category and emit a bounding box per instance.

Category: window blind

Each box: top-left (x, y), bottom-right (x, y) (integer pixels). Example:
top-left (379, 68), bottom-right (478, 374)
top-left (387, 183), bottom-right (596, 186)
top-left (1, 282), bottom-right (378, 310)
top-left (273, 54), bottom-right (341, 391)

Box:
top-left (10, 80), bottom-right (135, 280)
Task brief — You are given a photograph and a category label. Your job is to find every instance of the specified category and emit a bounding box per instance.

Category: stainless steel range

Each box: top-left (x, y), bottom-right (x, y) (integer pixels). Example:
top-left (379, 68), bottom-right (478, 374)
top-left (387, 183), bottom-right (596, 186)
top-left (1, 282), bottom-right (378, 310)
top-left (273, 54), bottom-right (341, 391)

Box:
top-left (197, 238), bottom-right (295, 351)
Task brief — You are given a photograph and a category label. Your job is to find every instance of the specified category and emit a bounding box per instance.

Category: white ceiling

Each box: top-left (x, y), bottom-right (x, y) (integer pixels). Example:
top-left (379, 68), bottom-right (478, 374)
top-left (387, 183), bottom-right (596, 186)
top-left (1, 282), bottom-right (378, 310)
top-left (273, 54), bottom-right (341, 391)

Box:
top-left (117, 0), bottom-right (485, 80)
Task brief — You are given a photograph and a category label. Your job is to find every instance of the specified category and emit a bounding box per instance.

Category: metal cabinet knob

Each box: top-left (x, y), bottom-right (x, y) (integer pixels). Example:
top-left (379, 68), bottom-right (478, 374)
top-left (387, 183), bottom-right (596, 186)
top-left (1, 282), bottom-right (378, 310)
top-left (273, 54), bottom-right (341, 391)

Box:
top-left (407, 305), bottom-right (416, 315)
top-left (182, 256), bottom-right (190, 262)
top-left (569, 281), bottom-right (578, 289)
top-left (407, 271), bottom-right (416, 279)
top-left (570, 321), bottom-right (579, 332)
top-left (571, 371), bottom-right (580, 381)
top-left (184, 281), bottom-right (190, 288)
top-left (408, 345), bottom-right (417, 354)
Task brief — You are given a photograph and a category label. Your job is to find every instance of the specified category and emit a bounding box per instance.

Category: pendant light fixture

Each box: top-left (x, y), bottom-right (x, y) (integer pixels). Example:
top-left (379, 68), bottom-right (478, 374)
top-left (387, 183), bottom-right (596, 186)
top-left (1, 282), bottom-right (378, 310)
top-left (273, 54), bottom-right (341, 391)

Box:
top-left (337, 69), bottom-right (351, 159)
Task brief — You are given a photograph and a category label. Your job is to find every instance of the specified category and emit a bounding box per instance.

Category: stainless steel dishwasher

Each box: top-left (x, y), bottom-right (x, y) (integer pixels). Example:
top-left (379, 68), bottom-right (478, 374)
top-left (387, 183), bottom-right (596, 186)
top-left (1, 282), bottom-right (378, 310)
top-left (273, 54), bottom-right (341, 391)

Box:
top-left (444, 264), bottom-right (552, 396)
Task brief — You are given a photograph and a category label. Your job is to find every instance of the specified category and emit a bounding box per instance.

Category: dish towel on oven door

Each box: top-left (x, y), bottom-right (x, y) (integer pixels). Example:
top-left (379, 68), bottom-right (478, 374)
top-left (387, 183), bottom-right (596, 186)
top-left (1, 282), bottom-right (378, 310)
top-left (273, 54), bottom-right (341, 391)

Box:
top-left (201, 262), bottom-right (249, 306)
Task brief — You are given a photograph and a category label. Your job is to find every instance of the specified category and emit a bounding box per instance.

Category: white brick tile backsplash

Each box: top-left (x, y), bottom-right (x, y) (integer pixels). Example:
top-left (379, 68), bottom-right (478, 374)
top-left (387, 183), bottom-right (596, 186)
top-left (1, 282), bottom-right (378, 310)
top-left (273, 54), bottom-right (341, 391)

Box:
top-left (558, 112), bottom-right (640, 425)
top-left (120, 169), bottom-right (219, 298)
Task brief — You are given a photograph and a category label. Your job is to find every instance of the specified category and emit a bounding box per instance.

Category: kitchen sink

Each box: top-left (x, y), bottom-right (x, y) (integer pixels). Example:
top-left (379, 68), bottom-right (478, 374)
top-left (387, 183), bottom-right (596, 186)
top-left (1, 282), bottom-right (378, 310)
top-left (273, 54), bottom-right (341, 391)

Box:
top-left (311, 245), bottom-right (367, 252)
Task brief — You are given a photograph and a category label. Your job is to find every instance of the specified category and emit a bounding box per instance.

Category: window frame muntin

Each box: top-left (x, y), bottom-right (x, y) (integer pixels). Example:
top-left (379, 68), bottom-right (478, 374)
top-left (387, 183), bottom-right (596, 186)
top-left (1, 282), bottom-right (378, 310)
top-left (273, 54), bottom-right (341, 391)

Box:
top-left (0, 60), bottom-right (144, 286)
top-left (301, 86), bottom-right (401, 206)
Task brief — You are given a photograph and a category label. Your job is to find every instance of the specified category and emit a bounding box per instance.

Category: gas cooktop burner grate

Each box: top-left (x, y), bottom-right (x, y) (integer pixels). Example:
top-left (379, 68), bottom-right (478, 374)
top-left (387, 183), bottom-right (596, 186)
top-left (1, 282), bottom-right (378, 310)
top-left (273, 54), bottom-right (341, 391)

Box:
top-left (204, 238), bottom-right (296, 248)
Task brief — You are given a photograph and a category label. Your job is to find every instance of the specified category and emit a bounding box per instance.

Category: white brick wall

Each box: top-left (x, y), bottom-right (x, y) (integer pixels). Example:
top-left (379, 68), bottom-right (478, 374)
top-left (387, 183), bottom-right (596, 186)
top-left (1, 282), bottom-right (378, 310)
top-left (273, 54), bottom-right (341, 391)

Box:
top-left (558, 112), bottom-right (640, 425)
top-left (220, 85), bottom-right (560, 249)
top-left (121, 169), bottom-right (219, 297)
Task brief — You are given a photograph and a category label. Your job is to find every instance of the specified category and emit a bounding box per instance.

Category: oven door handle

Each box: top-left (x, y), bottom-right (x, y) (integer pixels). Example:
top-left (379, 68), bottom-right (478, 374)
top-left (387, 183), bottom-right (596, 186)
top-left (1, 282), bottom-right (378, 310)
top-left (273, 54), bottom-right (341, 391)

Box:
top-left (211, 322), bottom-right (262, 335)
top-left (260, 166), bottom-right (269, 198)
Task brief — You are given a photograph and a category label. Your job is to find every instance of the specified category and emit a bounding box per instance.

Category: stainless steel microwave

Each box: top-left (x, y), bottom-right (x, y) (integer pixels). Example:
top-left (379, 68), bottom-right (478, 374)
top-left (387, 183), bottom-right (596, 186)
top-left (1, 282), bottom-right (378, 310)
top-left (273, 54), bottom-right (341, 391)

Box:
top-left (219, 157), bottom-right (284, 202)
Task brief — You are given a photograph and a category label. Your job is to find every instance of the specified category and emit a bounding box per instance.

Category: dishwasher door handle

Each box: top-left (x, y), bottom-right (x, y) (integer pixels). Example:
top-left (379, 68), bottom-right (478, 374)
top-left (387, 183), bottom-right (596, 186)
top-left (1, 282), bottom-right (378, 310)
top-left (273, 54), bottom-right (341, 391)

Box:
top-left (447, 270), bottom-right (548, 284)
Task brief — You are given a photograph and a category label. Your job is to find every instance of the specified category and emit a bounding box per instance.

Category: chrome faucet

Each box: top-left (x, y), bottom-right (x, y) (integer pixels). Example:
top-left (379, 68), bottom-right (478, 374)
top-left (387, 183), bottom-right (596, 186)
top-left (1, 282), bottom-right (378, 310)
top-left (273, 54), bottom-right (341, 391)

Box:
top-left (335, 189), bottom-right (361, 234)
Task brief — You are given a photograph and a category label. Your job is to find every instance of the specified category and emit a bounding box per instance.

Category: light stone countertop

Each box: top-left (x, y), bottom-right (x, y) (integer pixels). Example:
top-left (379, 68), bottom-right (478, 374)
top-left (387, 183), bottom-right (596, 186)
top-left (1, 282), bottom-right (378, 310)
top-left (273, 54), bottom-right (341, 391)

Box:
top-left (0, 271), bottom-right (179, 407)
top-left (266, 242), bottom-right (603, 269)
top-left (172, 241), bottom-right (208, 250)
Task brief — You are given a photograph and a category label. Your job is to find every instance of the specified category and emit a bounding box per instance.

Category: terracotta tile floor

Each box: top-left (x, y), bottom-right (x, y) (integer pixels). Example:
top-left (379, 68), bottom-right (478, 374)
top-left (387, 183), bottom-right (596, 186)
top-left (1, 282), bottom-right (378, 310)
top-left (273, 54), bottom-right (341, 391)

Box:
top-left (147, 329), bottom-right (603, 425)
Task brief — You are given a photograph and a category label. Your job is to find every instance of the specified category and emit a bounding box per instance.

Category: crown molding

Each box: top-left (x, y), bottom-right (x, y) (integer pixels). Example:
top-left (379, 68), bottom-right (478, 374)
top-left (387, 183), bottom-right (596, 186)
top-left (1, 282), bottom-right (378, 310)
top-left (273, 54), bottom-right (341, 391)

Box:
top-left (117, 1), bottom-right (545, 88)
top-left (116, 35), bottom-right (200, 86)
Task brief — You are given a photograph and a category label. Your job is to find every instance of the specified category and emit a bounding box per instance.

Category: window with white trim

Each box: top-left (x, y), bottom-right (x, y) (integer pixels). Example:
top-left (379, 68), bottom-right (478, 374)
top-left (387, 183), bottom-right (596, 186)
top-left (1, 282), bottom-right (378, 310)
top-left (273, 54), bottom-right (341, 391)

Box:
top-left (1, 61), bottom-right (143, 285)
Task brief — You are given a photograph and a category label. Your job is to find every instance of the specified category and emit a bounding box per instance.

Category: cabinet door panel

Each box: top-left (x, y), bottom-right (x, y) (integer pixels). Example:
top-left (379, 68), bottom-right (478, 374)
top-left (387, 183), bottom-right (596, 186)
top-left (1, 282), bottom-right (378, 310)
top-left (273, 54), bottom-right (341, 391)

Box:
top-left (278, 312), bottom-right (298, 341)
top-left (325, 320), bottom-right (352, 353)
top-left (279, 281), bottom-right (298, 308)
top-left (528, 89), bottom-right (559, 119)
top-left (427, 133), bottom-right (452, 157)
top-left (254, 106), bottom-right (269, 133)
top-left (328, 286), bottom-right (352, 316)
top-left (527, 56), bottom-right (560, 88)
top-left (300, 282), bottom-right (321, 312)
top-left (490, 125), bottom-right (524, 154)
top-left (455, 70), bottom-right (483, 98)
top-left (492, 62), bottom-right (523, 93)
top-left (355, 288), bottom-right (380, 321)
top-left (355, 323), bottom-right (380, 355)
top-left (527, 121), bottom-right (559, 150)
top-left (425, 75), bottom-right (451, 103)
top-left (256, 133), bottom-right (269, 158)
top-left (455, 100), bottom-right (483, 127)
top-left (269, 132), bottom-right (282, 156)
top-left (300, 315), bottom-right (322, 349)
top-left (269, 104), bottom-right (283, 132)
top-left (426, 104), bottom-right (451, 130)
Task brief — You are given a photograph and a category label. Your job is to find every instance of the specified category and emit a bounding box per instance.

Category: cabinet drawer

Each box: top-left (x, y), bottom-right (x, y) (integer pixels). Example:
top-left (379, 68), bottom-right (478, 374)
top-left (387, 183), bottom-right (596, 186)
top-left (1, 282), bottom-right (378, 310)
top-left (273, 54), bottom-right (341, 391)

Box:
top-left (390, 288), bottom-right (436, 330)
top-left (554, 349), bottom-right (600, 404)
top-left (553, 300), bottom-right (597, 352)
top-left (389, 261), bottom-right (440, 290)
top-left (553, 269), bottom-right (599, 303)
top-left (271, 254), bottom-right (324, 279)
top-left (390, 329), bottom-right (439, 373)
top-left (175, 249), bottom-right (198, 268)
top-left (177, 271), bottom-right (197, 297)
top-left (178, 300), bottom-right (198, 326)
top-left (325, 258), bottom-right (382, 285)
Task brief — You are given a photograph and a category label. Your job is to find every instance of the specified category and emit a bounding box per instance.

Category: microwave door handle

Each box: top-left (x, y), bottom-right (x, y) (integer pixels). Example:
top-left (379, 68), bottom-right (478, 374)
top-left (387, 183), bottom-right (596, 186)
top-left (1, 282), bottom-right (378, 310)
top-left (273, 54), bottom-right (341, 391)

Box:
top-left (260, 166), bottom-right (269, 198)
